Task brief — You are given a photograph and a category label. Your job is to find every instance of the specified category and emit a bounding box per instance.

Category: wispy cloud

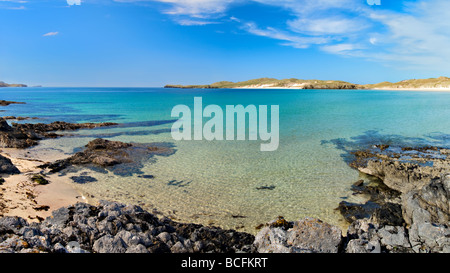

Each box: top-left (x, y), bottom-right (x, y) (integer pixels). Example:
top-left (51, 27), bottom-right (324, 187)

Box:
top-left (143, 0), bottom-right (450, 71)
top-left (43, 31), bottom-right (59, 37)
top-left (365, 0), bottom-right (450, 69)
top-left (67, 0), bottom-right (81, 5)
top-left (242, 21), bottom-right (329, 49)
top-left (175, 18), bottom-right (219, 26)
top-left (0, 0), bottom-right (27, 9)
top-left (115, 0), bottom-right (233, 17)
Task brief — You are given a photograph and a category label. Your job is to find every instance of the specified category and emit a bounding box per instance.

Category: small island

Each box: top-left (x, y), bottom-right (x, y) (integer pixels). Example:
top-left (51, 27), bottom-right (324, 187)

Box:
top-left (165, 76), bottom-right (450, 91)
top-left (0, 81), bottom-right (27, 88)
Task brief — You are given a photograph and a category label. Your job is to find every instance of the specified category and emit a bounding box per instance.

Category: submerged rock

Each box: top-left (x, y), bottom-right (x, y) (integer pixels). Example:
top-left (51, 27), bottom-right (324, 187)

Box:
top-left (337, 179), bottom-right (403, 226)
top-left (39, 138), bottom-right (175, 176)
top-left (349, 146), bottom-right (450, 193)
top-left (70, 175), bottom-right (98, 184)
top-left (0, 100), bottom-right (25, 106)
top-left (0, 118), bottom-right (118, 149)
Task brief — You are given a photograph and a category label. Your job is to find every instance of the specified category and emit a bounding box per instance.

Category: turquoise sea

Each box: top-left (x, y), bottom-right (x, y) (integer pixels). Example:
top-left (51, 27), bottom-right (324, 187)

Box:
top-left (1, 87), bottom-right (450, 233)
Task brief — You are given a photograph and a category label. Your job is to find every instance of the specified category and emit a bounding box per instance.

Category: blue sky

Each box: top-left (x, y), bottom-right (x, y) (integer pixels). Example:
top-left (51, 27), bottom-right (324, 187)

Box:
top-left (1, 0), bottom-right (449, 87)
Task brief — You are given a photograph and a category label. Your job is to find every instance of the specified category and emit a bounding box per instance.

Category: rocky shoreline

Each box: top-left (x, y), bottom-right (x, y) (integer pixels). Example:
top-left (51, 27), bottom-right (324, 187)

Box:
top-left (0, 201), bottom-right (256, 253)
top-left (0, 107), bottom-right (449, 252)
top-left (0, 118), bottom-right (118, 149)
top-left (0, 143), bottom-right (448, 253)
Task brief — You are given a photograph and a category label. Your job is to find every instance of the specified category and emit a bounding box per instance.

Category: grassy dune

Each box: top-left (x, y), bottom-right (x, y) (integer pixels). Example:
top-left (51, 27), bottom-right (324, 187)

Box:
top-left (364, 76), bottom-right (450, 89)
top-left (166, 76), bottom-right (450, 90)
top-left (165, 77), bottom-right (361, 89)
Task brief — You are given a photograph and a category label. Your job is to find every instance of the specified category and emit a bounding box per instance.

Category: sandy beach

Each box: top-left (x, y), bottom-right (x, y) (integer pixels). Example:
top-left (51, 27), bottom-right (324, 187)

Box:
top-left (0, 146), bottom-right (93, 222)
top-left (231, 85), bottom-right (450, 91)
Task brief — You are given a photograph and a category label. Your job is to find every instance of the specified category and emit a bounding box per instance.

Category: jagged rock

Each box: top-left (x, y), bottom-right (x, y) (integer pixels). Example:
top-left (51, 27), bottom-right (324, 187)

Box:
top-left (402, 174), bottom-right (450, 253)
top-left (254, 226), bottom-right (292, 253)
top-left (254, 217), bottom-right (342, 253)
top-left (0, 201), bottom-right (256, 253)
top-left (361, 160), bottom-right (441, 193)
top-left (345, 219), bottom-right (412, 253)
top-left (93, 234), bottom-right (126, 253)
top-left (377, 226), bottom-right (411, 251)
top-left (0, 118), bottom-right (117, 149)
top-left (0, 154), bottom-right (20, 174)
top-left (350, 146), bottom-right (450, 194)
top-left (0, 216), bottom-right (28, 233)
top-left (408, 222), bottom-right (450, 253)
top-left (342, 145), bottom-right (450, 253)
top-left (402, 175), bottom-right (450, 227)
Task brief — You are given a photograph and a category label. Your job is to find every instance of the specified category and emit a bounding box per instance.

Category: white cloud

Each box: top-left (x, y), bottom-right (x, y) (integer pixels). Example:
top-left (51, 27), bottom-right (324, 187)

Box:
top-left (115, 0), bottom-right (234, 17)
top-left (113, 0), bottom-right (450, 71)
top-left (367, 0), bottom-right (450, 69)
top-left (43, 31), bottom-right (59, 37)
top-left (67, 0), bottom-right (81, 5)
top-left (175, 18), bottom-right (219, 25)
top-left (242, 21), bottom-right (329, 49)
top-left (287, 17), bottom-right (368, 36)
top-left (0, 0), bottom-right (27, 9)
top-left (321, 43), bottom-right (363, 55)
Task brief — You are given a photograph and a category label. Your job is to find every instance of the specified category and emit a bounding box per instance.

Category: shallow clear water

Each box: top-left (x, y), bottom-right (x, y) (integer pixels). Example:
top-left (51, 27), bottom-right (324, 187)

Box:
top-left (1, 87), bottom-right (450, 233)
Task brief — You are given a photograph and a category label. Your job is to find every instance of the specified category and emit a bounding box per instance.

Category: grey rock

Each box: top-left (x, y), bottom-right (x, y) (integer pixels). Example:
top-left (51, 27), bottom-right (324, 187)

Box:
top-left (378, 226), bottom-right (411, 250)
top-left (115, 230), bottom-right (142, 247)
top-left (403, 175), bottom-right (449, 227)
top-left (254, 217), bottom-right (342, 253)
top-left (156, 231), bottom-right (172, 244)
top-left (171, 241), bottom-right (187, 253)
top-left (125, 244), bottom-right (149, 253)
top-left (0, 216), bottom-right (28, 233)
top-left (93, 235), bottom-right (126, 253)
top-left (409, 222), bottom-right (450, 253)
top-left (66, 241), bottom-right (89, 253)
top-left (289, 217), bottom-right (342, 253)
top-left (52, 242), bottom-right (68, 253)
top-left (42, 206), bottom-right (71, 230)
top-left (0, 201), bottom-right (257, 253)
top-left (346, 239), bottom-right (371, 253)
top-left (20, 226), bottom-right (42, 238)
top-left (254, 226), bottom-right (291, 253)
top-left (0, 154), bottom-right (20, 174)
top-left (193, 241), bottom-right (204, 252)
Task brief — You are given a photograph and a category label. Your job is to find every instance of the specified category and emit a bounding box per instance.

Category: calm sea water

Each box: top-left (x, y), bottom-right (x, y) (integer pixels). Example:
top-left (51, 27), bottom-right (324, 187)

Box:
top-left (1, 87), bottom-right (450, 233)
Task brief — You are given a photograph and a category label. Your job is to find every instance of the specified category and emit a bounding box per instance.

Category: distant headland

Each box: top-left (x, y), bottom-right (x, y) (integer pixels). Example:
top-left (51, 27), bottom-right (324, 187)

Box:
top-left (0, 81), bottom-right (27, 88)
top-left (165, 76), bottom-right (450, 91)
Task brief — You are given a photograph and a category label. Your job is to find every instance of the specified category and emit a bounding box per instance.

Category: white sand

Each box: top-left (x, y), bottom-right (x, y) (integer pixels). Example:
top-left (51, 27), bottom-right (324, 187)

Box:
top-left (0, 147), bottom-right (93, 222)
